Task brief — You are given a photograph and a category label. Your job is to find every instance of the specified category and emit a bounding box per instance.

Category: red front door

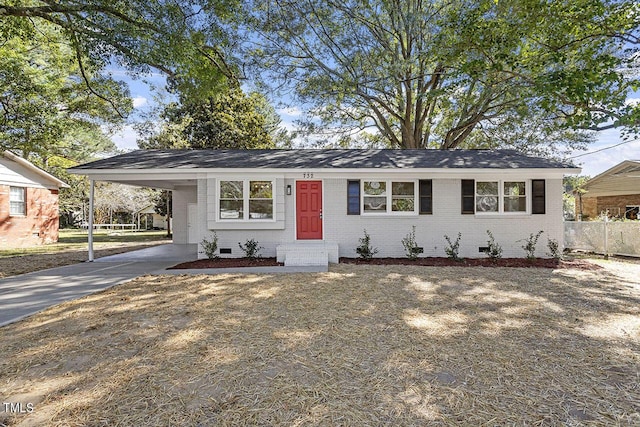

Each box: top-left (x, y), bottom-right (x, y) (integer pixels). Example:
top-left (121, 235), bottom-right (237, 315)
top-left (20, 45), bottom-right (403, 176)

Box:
top-left (296, 181), bottom-right (323, 239)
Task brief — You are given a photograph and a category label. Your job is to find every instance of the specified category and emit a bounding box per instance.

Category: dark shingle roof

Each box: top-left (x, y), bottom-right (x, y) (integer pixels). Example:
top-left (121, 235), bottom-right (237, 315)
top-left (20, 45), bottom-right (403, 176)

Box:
top-left (71, 149), bottom-right (576, 170)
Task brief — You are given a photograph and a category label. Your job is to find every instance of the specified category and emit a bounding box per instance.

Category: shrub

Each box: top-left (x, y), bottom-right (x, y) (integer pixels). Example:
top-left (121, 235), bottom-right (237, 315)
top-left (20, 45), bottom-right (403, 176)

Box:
top-left (444, 232), bottom-right (462, 261)
top-left (238, 238), bottom-right (263, 260)
top-left (547, 238), bottom-right (561, 259)
top-left (401, 226), bottom-right (421, 260)
top-left (486, 230), bottom-right (503, 260)
top-left (200, 232), bottom-right (219, 259)
top-left (356, 229), bottom-right (378, 260)
top-left (520, 230), bottom-right (544, 260)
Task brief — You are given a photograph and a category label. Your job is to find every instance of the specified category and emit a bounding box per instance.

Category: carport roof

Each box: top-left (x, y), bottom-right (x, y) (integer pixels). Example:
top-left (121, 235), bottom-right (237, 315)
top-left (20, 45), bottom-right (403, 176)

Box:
top-left (70, 149), bottom-right (577, 171)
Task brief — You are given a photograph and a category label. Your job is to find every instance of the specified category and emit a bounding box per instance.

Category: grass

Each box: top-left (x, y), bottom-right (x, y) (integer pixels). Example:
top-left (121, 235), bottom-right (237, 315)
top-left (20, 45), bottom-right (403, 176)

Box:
top-left (0, 229), bottom-right (169, 258)
top-left (0, 229), bottom-right (170, 278)
top-left (0, 262), bottom-right (638, 426)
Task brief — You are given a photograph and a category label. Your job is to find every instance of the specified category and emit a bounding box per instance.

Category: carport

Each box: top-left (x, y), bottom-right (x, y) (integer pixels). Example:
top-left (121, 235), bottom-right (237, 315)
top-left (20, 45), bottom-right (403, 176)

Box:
top-left (69, 151), bottom-right (200, 261)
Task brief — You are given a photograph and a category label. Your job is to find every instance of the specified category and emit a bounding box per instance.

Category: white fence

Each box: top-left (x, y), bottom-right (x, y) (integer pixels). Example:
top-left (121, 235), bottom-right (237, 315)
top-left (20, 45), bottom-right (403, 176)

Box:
top-left (565, 221), bottom-right (640, 257)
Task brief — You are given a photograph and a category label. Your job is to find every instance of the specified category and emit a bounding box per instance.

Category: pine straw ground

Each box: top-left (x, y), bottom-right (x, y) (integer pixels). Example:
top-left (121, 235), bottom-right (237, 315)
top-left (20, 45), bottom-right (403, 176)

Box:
top-left (1, 262), bottom-right (639, 426)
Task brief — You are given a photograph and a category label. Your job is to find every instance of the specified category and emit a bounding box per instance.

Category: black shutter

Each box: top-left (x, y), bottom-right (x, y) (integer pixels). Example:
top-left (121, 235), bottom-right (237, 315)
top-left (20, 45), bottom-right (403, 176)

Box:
top-left (461, 179), bottom-right (475, 214)
top-left (347, 180), bottom-right (360, 215)
top-left (419, 180), bottom-right (432, 214)
top-left (532, 179), bottom-right (545, 214)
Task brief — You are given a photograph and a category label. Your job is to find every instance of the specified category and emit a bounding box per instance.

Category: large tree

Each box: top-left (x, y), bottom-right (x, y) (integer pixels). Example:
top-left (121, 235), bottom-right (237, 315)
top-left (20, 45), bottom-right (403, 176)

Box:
top-left (137, 88), bottom-right (290, 149)
top-left (0, 0), bottom-right (240, 103)
top-left (249, 0), bottom-right (640, 150)
top-left (0, 24), bottom-right (129, 161)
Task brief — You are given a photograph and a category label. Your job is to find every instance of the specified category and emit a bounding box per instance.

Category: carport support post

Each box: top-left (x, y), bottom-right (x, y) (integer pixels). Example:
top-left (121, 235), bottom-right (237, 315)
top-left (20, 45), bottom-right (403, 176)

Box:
top-left (88, 179), bottom-right (95, 262)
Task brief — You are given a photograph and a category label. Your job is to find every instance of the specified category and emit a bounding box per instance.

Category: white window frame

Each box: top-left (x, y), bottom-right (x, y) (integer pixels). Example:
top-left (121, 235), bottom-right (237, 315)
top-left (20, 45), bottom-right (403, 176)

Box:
top-left (475, 180), bottom-right (529, 215)
top-left (9, 186), bottom-right (26, 216)
top-left (361, 180), bottom-right (418, 215)
top-left (218, 179), bottom-right (276, 222)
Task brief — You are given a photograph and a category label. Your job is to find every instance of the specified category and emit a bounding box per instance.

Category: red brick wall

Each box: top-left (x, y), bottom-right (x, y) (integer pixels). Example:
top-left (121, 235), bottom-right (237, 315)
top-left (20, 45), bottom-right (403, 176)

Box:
top-left (0, 184), bottom-right (60, 247)
top-left (577, 194), bottom-right (640, 220)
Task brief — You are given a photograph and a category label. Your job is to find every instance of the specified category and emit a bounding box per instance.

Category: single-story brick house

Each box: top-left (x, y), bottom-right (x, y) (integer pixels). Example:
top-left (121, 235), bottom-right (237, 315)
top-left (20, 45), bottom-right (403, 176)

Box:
top-left (575, 160), bottom-right (640, 220)
top-left (70, 149), bottom-right (579, 264)
top-left (1, 151), bottom-right (69, 247)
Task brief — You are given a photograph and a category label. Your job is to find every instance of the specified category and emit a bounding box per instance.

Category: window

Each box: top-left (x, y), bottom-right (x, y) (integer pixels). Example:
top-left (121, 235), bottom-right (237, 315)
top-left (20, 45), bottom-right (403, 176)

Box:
top-left (219, 180), bottom-right (274, 220)
top-left (362, 180), bottom-right (416, 214)
top-left (9, 187), bottom-right (26, 216)
top-left (392, 182), bottom-right (415, 212)
top-left (249, 181), bottom-right (273, 219)
top-left (476, 181), bottom-right (526, 214)
top-left (463, 179), bottom-right (544, 214)
top-left (503, 182), bottom-right (526, 212)
top-left (347, 180), bottom-right (428, 215)
top-left (220, 181), bottom-right (243, 219)
top-left (363, 181), bottom-right (387, 212)
top-left (476, 182), bottom-right (499, 213)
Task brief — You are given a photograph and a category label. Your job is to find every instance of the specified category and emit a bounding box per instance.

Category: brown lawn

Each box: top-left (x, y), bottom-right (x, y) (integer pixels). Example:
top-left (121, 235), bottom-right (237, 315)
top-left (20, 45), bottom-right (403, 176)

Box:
top-left (0, 262), bottom-right (639, 426)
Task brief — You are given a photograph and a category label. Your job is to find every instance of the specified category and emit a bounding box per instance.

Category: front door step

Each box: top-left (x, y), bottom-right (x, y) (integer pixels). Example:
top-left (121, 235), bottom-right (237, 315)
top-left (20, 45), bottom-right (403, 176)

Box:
top-left (276, 242), bottom-right (339, 266)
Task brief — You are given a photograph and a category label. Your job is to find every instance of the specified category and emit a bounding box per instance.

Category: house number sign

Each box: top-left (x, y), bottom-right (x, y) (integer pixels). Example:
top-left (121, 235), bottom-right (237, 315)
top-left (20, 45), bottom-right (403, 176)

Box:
top-left (303, 173), bottom-right (314, 179)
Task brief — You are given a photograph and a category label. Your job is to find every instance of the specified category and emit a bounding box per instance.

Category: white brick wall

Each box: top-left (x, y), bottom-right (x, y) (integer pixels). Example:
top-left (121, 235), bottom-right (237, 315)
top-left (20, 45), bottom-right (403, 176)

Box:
top-left (193, 176), bottom-right (565, 259)
top-left (324, 178), bottom-right (564, 259)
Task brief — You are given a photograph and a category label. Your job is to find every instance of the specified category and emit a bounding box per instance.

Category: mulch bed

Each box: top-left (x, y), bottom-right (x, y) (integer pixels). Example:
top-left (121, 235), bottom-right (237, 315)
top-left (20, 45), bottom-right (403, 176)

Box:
top-left (340, 257), bottom-right (603, 270)
top-left (169, 256), bottom-right (602, 270)
top-left (169, 257), bottom-right (283, 269)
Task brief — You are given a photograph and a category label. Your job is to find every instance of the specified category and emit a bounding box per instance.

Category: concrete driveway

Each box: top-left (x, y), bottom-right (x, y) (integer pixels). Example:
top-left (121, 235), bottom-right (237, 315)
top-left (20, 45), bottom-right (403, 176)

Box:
top-left (0, 244), bottom-right (196, 327)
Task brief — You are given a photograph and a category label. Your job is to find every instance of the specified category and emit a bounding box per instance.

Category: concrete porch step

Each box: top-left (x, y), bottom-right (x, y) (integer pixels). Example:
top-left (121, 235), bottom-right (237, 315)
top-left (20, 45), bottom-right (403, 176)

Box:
top-left (276, 242), bottom-right (339, 267)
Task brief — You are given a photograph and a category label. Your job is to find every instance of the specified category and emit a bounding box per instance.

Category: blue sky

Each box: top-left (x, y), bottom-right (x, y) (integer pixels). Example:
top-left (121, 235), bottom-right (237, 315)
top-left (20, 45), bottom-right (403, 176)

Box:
top-left (113, 76), bottom-right (640, 178)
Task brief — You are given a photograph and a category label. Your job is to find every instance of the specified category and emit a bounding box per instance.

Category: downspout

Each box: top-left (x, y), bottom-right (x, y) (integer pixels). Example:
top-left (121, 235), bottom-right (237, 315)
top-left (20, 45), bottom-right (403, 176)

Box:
top-left (88, 179), bottom-right (95, 262)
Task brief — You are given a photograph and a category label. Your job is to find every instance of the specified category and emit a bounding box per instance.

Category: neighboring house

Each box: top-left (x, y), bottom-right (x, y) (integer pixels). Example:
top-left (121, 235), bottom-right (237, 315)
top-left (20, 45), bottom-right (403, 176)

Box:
top-left (136, 205), bottom-right (167, 230)
top-left (575, 160), bottom-right (640, 220)
top-left (1, 151), bottom-right (69, 247)
top-left (70, 149), bottom-right (579, 264)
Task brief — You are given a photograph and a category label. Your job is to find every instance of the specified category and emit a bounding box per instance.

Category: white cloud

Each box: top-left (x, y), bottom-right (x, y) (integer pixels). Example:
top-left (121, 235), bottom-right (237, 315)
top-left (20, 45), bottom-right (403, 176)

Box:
top-left (132, 96), bottom-right (148, 108)
top-left (277, 106), bottom-right (303, 117)
top-left (111, 125), bottom-right (140, 151)
top-left (624, 97), bottom-right (640, 107)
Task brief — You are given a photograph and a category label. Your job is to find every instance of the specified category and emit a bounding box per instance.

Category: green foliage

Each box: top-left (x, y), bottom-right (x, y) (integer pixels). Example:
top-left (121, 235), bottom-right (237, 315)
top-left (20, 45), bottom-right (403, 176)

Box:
top-left (150, 190), bottom-right (172, 235)
top-left (486, 230), bottom-right (503, 260)
top-left (444, 233), bottom-right (463, 261)
top-left (0, 25), bottom-right (128, 161)
top-left (356, 230), bottom-right (378, 260)
top-left (0, 1), bottom-right (240, 99)
top-left (238, 239), bottom-right (263, 260)
top-left (137, 89), bottom-right (288, 149)
top-left (152, 190), bottom-right (172, 218)
top-left (520, 230), bottom-right (544, 260)
top-left (401, 226), bottom-right (421, 260)
top-left (547, 239), bottom-right (561, 260)
top-left (462, 110), bottom-right (594, 157)
top-left (251, 0), bottom-right (640, 149)
top-left (200, 232), bottom-right (219, 260)
top-left (563, 175), bottom-right (591, 220)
